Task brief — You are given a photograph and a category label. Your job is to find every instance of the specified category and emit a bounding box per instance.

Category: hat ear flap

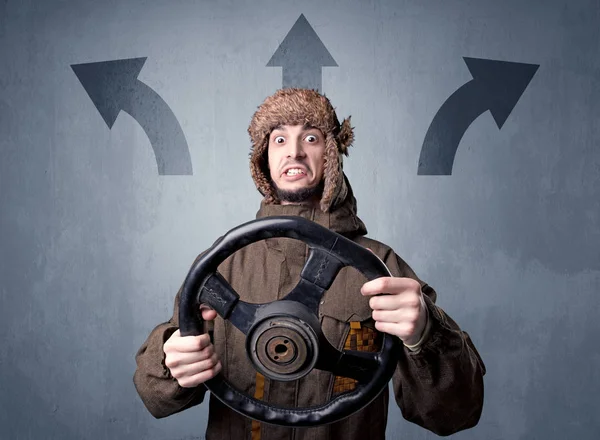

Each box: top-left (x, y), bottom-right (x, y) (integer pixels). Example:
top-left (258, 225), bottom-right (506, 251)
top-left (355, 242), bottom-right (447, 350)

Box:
top-left (338, 116), bottom-right (354, 156)
top-left (320, 132), bottom-right (346, 212)
top-left (250, 136), bottom-right (278, 204)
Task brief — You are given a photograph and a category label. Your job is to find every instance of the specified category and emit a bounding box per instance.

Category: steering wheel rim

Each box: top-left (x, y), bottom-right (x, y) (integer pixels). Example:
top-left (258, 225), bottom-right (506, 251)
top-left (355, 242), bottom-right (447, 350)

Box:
top-left (179, 215), bottom-right (401, 427)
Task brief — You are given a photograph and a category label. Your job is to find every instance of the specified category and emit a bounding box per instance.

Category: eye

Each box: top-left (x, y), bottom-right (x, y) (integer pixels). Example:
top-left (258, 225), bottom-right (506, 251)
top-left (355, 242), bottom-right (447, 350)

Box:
top-left (273, 136), bottom-right (285, 144)
top-left (305, 134), bottom-right (318, 142)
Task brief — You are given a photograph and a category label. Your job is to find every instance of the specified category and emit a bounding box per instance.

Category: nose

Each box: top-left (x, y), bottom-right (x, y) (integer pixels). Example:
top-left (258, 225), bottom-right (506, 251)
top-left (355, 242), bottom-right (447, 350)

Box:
top-left (285, 138), bottom-right (306, 159)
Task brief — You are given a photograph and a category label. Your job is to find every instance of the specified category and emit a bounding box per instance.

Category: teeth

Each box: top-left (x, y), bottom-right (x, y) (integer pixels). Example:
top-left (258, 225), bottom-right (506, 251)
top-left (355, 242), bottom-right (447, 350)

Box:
top-left (286, 168), bottom-right (304, 176)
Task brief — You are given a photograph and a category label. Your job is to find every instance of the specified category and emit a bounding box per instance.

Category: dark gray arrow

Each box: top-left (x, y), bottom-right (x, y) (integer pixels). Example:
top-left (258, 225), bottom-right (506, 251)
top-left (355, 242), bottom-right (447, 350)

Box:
top-left (71, 57), bottom-right (192, 175)
top-left (418, 57), bottom-right (539, 175)
top-left (267, 14), bottom-right (337, 92)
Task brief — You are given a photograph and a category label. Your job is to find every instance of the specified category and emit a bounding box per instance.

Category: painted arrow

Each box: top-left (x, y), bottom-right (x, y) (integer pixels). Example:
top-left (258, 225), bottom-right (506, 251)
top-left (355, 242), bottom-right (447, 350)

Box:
top-left (418, 57), bottom-right (539, 175)
top-left (71, 57), bottom-right (192, 175)
top-left (267, 14), bottom-right (337, 92)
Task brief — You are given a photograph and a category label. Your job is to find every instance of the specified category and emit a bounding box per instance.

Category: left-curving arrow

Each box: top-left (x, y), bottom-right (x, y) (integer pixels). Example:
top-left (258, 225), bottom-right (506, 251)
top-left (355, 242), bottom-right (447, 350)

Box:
top-left (71, 57), bottom-right (192, 175)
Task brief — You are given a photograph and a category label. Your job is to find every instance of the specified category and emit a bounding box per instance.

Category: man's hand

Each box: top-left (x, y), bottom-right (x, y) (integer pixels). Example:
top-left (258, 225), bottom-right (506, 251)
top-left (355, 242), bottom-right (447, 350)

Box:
top-left (360, 277), bottom-right (428, 346)
top-left (163, 306), bottom-right (222, 388)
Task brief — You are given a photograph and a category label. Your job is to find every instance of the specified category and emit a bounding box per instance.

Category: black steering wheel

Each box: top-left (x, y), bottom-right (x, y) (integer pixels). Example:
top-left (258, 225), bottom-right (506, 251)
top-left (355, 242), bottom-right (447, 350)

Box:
top-left (179, 216), bottom-right (401, 427)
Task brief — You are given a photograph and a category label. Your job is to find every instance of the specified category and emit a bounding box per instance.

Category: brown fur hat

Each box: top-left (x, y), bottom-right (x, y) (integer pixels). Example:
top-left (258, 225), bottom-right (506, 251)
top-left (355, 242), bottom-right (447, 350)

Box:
top-left (248, 88), bottom-right (354, 212)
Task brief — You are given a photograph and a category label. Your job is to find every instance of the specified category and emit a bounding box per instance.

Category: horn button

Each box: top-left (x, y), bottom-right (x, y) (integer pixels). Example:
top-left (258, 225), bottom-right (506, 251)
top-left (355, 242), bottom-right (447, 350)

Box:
top-left (249, 314), bottom-right (319, 381)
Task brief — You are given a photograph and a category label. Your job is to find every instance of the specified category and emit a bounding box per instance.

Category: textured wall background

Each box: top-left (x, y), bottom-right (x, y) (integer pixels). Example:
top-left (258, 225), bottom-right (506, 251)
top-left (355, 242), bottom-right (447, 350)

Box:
top-left (1, 0), bottom-right (599, 439)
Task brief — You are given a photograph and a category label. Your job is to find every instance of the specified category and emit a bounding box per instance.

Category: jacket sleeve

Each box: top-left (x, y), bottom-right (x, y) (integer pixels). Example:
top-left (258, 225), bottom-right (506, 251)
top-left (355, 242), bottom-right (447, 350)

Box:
top-left (387, 252), bottom-right (486, 436)
top-left (133, 259), bottom-right (208, 418)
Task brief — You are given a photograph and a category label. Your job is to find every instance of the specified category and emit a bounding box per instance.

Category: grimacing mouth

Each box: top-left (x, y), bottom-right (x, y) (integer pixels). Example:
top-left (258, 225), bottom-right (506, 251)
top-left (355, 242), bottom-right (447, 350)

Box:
top-left (281, 165), bottom-right (308, 177)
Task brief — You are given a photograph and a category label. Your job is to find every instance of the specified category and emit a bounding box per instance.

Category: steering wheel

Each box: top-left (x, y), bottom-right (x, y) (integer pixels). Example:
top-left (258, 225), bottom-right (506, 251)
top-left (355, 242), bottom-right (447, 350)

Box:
top-left (178, 216), bottom-right (401, 427)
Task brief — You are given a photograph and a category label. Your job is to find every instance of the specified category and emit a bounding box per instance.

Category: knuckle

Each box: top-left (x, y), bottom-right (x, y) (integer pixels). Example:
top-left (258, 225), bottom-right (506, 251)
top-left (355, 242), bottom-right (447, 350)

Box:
top-left (169, 366), bottom-right (181, 378)
top-left (376, 277), bottom-right (389, 291)
top-left (191, 336), bottom-right (205, 351)
top-left (404, 322), bottom-right (416, 335)
top-left (410, 295), bottom-right (422, 307)
top-left (164, 356), bottom-right (178, 369)
top-left (407, 280), bottom-right (421, 294)
top-left (197, 371), bottom-right (211, 383)
top-left (407, 310), bottom-right (419, 326)
top-left (369, 297), bottom-right (378, 309)
top-left (209, 364), bottom-right (221, 377)
top-left (178, 377), bottom-right (192, 388)
top-left (198, 334), bottom-right (210, 348)
top-left (199, 359), bottom-right (212, 371)
top-left (203, 343), bottom-right (215, 357)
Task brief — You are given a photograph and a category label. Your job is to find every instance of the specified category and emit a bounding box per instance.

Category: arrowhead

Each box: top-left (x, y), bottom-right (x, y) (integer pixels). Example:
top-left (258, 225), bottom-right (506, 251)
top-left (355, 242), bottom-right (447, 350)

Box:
top-left (464, 57), bottom-right (539, 128)
top-left (267, 14), bottom-right (337, 68)
top-left (71, 58), bottom-right (147, 128)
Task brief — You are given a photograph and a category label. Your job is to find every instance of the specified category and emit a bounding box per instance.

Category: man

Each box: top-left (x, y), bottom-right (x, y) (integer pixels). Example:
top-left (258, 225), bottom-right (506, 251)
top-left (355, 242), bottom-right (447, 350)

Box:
top-left (134, 88), bottom-right (485, 439)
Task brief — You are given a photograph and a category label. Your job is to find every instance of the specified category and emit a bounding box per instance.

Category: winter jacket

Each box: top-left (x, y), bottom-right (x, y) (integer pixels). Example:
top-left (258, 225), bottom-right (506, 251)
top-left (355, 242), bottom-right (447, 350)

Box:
top-left (134, 186), bottom-right (485, 440)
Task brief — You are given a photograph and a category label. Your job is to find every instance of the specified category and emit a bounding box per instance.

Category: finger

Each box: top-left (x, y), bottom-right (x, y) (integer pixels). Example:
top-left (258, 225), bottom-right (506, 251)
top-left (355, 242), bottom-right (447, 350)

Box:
top-left (165, 344), bottom-right (215, 369)
top-left (372, 308), bottom-right (420, 324)
top-left (173, 353), bottom-right (221, 379)
top-left (166, 333), bottom-right (211, 353)
top-left (361, 277), bottom-right (420, 296)
top-left (201, 308), bottom-right (218, 321)
top-left (374, 321), bottom-right (416, 339)
top-left (178, 361), bottom-right (222, 388)
top-left (200, 304), bottom-right (218, 321)
top-left (369, 293), bottom-right (422, 311)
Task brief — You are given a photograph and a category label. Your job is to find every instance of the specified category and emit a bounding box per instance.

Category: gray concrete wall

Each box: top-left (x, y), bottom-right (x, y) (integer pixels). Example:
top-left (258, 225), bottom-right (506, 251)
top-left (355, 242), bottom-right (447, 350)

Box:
top-left (1, 0), bottom-right (598, 438)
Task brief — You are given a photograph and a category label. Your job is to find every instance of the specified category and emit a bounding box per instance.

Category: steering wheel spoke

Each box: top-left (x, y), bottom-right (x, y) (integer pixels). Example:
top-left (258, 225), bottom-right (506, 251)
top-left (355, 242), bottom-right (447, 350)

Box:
top-left (284, 248), bottom-right (345, 313)
top-left (283, 278), bottom-right (325, 313)
top-left (199, 272), bottom-right (240, 318)
top-left (323, 349), bottom-right (382, 384)
top-left (300, 247), bottom-right (345, 290)
top-left (226, 301), bottom-right (263, 335)
top-left (199, 273), bottom-right (262, 335)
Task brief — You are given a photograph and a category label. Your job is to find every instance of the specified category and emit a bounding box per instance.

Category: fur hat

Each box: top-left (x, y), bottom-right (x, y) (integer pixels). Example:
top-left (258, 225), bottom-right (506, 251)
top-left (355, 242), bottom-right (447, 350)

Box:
top-left (248, 88), bottom-right (354, 212)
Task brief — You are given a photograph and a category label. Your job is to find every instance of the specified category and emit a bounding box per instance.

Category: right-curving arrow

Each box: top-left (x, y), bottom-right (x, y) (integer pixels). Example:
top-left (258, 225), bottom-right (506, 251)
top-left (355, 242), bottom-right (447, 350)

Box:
top-left (418, 57), bottom-right (539, 175)
top-left (267, 14), bottom-right (337, 92)
top-left (71, 57), bottom-right (192, 175)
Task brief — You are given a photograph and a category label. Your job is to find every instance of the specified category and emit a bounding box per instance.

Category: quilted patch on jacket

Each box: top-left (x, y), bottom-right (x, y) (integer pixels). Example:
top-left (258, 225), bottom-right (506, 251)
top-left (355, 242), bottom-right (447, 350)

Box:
top-left (332, 321), bottom-right (381, 395)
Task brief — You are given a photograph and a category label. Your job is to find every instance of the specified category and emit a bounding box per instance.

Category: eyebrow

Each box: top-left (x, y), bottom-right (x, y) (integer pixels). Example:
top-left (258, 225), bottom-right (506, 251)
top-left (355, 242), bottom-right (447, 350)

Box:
top-left (271, 124), bottom-right (319, 134)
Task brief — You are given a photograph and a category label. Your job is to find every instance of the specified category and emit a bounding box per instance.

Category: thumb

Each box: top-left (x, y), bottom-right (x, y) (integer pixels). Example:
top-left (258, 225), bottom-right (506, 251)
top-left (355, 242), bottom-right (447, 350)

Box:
top-left (200, 304), bottom-right (218, 321)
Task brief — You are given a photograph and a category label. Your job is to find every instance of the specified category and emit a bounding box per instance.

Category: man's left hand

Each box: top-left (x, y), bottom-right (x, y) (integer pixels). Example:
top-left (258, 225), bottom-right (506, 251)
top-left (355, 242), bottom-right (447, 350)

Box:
top-left (360, 277), bottom-right (427, 346)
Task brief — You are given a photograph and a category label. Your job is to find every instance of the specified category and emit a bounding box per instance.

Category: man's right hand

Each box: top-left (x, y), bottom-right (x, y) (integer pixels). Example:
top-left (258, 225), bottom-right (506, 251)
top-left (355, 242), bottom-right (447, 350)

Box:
top-left (163, 306), bottom-right (222, 388)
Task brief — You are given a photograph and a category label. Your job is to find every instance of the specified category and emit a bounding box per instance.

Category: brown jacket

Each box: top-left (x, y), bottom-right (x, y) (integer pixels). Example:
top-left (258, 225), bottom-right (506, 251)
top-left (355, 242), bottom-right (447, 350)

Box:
top-left (134, 188), bottom-right (485, 439)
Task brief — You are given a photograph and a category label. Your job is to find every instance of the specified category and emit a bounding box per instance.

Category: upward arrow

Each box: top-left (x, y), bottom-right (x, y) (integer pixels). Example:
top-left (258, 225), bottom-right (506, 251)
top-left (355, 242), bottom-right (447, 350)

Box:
top-left (267, 14), bottom-right (337, 91)
top-left (71, 57), bottom-right (192, 175)
top-left (418, 57), bottom-right (539, 175)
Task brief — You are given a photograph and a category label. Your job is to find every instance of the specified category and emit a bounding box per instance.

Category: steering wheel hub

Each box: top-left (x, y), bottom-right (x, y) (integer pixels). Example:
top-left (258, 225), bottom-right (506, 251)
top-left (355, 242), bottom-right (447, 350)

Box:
top-left (248, 316), bottom-right (319, 381)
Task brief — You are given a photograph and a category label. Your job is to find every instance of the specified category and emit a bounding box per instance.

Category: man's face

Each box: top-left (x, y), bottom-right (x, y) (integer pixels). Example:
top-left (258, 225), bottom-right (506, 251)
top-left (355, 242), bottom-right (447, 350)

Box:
top-left (267, 124), bottom-right (326, 205)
